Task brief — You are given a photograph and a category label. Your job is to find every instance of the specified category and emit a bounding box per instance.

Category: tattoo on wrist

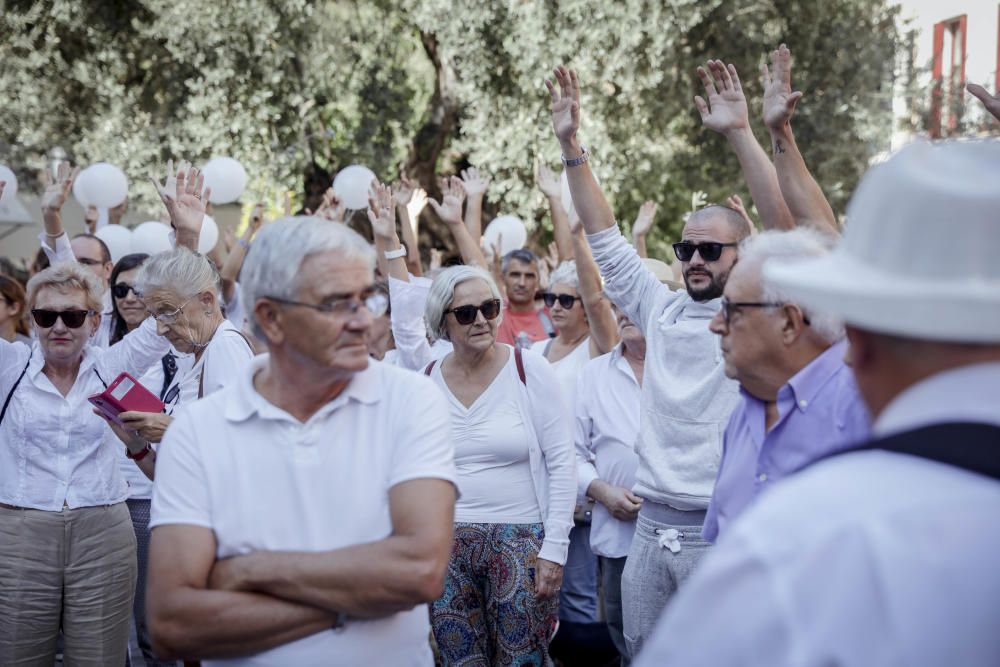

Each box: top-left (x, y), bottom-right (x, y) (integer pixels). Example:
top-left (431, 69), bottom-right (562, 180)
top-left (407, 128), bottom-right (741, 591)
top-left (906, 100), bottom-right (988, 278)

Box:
top-left (773, 139), bottom-right (786, 155)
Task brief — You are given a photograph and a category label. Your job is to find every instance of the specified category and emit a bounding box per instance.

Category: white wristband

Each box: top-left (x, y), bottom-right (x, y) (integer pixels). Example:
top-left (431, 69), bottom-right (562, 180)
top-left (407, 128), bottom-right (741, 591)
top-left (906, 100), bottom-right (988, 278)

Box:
top-left (383, 247), bottom-right (406, 260)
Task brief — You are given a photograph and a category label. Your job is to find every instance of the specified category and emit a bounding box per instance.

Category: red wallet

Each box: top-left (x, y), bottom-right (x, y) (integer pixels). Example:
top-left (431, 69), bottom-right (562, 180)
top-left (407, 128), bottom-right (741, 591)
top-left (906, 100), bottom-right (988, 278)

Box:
top-left (89, 372), bottom-right (165, 426)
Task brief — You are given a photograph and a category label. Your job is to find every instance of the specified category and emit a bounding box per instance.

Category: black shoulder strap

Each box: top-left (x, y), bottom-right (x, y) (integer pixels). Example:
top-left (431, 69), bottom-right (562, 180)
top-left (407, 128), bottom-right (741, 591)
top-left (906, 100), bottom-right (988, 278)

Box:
top-left (1, 350), bottom-right (32, 427)
top-left (423, 360), bottom-right (437, 376)
top-left (850, 422), bottom-right (1000, 482)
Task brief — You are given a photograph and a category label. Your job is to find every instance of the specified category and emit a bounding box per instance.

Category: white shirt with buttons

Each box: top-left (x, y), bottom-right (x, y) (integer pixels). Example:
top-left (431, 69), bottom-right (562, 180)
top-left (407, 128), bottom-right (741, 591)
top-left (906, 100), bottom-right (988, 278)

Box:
top-left (0, 318), bottom-right (169, 511)
top-left (151, 354), bottom-right (458, 666)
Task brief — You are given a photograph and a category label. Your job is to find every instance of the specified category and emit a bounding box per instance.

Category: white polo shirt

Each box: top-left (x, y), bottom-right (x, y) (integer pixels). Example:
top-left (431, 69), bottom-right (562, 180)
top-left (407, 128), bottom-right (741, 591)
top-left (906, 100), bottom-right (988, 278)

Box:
top-left (151, 355), bottom-right (457, 667)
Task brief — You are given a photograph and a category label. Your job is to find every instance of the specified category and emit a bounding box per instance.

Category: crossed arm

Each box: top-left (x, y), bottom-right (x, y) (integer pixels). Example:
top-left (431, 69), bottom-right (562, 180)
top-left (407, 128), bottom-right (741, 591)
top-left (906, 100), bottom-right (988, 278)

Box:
top-left (147, 478), bottom-right (456, 660)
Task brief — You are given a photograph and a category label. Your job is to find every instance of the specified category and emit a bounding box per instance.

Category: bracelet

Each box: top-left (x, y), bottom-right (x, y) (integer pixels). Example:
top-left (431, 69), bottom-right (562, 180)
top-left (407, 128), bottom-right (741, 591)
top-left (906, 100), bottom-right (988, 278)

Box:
top-left (237, 238), bottom-right (251, 249)
top-left (561, 145), bottom-right (589, 168)
top-left (126, 444), bottom-right (153, 461)
top-left (383, 247), bottom-right (407, 260)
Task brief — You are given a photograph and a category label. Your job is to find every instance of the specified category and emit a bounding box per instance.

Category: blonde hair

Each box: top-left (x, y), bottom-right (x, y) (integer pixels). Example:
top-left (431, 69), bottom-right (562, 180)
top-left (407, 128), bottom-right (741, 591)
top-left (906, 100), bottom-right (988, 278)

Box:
top-left (26, 262), bottom-right (103, 312)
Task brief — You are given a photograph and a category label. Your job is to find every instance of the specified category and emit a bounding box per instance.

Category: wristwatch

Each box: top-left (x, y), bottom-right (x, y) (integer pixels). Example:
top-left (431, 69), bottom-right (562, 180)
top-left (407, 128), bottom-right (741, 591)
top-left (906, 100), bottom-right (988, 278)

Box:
top-left (561, 145), bottom-right (589, 168)
top-left (383, 247), bottom-right (406, 260)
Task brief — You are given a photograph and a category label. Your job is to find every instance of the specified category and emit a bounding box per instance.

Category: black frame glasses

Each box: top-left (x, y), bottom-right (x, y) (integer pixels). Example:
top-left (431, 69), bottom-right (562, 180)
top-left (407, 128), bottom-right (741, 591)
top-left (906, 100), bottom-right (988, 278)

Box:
top-left (445, 299), bottom-right (502, 325)
top-left (266, 291), bottom-right (388, 318)
top-left (76, 257), bottom-right (105, 267)
top-left (31, 309), bottom-right (95, 329)
top-left (672, 241), bottom-right (739, 262)
top-left (112, 282), bottom-right (138, 299)
top-left (542, 292), bottom-right (581, 309)
top-left (720, 297), bottom-right (810, 326)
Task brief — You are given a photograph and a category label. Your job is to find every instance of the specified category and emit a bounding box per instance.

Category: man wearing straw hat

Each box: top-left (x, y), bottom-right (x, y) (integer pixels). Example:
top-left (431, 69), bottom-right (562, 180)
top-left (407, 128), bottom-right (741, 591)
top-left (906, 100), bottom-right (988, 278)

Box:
top-left (634, 139), bottom-right (1000, 666)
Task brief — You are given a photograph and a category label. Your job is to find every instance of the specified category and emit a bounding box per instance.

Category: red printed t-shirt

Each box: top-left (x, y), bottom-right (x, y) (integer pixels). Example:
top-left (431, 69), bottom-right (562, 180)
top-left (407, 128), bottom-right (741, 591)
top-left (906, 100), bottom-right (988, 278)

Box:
top-left (496, 305), bottom-right (551, 345)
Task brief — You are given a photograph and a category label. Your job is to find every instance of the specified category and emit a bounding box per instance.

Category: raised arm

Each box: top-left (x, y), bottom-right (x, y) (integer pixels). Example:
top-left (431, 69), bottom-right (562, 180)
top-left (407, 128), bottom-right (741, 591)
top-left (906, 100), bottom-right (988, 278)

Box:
top-left (761, 44), bottom-right (838, 235)
top-left (535, 162), bottom-right (573, 261)
top-left (631, 200), bottom-right (657, 258)
top-left (429, 177), bottom-right (488, 270)
top-left (220, 203), bottom-right (265, 292)
top-left (569, 209), bottom-right (619, 355)
top-left (393, 176), bottom-right (427, 277)
top-left (967, 83), bottom-right (1000, 123)
top-left (695, 59), bottom-right (795, 231)
top-left (40, 162), bottom-right (80, 255)
top-left (546, 67), bottom-right (617, 235)
top-left (368, 181), bottom-right (409, 283)
top-left (151, 161), bottom-right (209, 251)
top-left (458, 166), bottom-right (491, 247)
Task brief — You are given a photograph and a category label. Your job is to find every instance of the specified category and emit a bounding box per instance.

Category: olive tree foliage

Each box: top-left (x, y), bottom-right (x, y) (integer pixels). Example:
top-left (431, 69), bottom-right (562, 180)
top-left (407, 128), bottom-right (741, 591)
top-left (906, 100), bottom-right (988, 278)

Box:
top-left (1, 0), bottom-right (900, 258)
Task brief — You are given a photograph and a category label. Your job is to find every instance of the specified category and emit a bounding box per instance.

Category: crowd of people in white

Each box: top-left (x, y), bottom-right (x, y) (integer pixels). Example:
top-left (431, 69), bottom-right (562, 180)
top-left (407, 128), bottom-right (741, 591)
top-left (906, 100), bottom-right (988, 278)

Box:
top-left (0, 46), bottom-right (998, 667)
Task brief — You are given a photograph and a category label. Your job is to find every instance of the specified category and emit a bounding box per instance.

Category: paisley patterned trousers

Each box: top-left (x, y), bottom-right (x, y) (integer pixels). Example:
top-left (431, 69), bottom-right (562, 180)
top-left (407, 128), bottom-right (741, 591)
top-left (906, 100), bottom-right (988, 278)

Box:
top-left (431, 522), bottom-right (559, 666)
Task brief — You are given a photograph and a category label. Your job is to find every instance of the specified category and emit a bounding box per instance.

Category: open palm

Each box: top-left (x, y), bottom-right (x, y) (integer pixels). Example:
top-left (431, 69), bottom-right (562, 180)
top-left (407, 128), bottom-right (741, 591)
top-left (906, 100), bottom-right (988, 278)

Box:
top-left (695, 61), bottom-right (749, 134)
top-left (762, 44), bottom-right (803, 130)
top-left (546, 67), bottom-right (581, 142)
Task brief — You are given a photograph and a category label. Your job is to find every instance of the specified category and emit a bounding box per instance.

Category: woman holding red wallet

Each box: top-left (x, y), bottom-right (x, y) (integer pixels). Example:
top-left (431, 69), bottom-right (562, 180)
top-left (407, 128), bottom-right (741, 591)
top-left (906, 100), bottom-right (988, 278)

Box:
top-left (0, 261), bottom-right (171, 665)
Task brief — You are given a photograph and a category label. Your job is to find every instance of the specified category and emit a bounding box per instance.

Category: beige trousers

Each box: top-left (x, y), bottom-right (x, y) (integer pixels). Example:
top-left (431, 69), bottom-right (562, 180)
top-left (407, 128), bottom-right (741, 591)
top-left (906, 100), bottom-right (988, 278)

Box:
top-left (0, 502), bottom-right (137, 667)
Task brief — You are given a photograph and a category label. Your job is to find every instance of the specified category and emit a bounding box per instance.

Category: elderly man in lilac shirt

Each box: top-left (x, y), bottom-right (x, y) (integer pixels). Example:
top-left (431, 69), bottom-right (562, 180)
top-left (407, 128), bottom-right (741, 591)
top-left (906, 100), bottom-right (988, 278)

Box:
top-left (703, 228), bottom-right (870, 542)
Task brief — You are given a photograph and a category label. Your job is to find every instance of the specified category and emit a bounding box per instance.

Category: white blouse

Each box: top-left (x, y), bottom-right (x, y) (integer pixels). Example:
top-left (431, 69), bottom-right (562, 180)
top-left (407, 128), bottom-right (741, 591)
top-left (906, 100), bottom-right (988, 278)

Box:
top-left (0, 318), bottom-right (170, 511)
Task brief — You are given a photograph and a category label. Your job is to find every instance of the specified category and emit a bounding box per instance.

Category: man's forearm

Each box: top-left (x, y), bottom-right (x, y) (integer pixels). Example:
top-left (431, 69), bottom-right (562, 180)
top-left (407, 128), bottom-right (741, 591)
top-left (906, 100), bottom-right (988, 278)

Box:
top-left (397, 206), bottom-right (423, 277)
top-left (559, 138), bottom-right (617, 235)
top-left (463, 193), bottom-right (484, 244)
top-left (768, 125), bottom-right (838, 234)
top-left (633, 231), bottom-right (649, 258)
top-left (151, 587), bottom-right (334, 660)
top-left (550, 196), bottom-right (574, 261)
top-left (724, 128), bottom-right (795, 231)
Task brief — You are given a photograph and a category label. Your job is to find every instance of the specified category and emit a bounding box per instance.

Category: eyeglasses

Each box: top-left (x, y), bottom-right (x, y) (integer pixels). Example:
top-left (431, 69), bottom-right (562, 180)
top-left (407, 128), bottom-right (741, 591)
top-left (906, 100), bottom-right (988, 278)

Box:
top-left (76, 257), bottom-right (105, 267)
top-left (445, 299), bottom-right (502, 325)
top-left (542, 292), bottom-right (581, 309)
top-left (720, 297), bottom-right (810, 326)
top-left (266, 290), bottom-right (388, 318)
top-left (112, 283), bottom-right (137, 299)
top-left (149, 297), bottom-right (194, 324)
top-left (31, 309), bottom-right (95, 328)
top-left (672, 241), bottom-right (739, 262)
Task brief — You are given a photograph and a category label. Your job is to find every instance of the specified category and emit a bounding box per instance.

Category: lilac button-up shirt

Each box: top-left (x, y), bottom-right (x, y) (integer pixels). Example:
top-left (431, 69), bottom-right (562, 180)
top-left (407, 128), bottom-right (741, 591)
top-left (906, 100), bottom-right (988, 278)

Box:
top-left (702, 340), bottom-right (870, 542)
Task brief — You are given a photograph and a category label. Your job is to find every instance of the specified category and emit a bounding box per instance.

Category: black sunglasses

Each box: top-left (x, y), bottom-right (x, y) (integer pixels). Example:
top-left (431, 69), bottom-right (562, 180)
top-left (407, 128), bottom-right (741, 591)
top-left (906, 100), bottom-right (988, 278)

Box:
top-left (445, 299), bottom-right (502, 325)
top-left (542, 292), bottom-right (581, 309)
top-left (673, 241), bottom-right (738, 262)
top-left (112, 283), bottom-right (138, 299)
top-left (31, 309), bottom-right (95, 329)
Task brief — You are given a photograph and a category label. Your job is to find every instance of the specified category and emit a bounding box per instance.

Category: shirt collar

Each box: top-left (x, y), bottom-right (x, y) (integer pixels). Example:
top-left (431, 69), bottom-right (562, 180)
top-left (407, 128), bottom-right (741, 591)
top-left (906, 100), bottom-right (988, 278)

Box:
top-left (27, 342), bottom-right (101, 381)
top-left (225, 354), bottom-right (383, 423)
top-left (784, 339), bottom-right (850, 411)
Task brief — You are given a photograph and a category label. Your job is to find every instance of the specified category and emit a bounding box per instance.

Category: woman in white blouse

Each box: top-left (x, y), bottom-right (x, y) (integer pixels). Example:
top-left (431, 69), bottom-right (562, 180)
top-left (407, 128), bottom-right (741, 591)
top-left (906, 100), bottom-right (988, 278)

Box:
top-left (0, 262), bottom-right (170, 664)
top-left (422, 265), bottom-right (576, 666)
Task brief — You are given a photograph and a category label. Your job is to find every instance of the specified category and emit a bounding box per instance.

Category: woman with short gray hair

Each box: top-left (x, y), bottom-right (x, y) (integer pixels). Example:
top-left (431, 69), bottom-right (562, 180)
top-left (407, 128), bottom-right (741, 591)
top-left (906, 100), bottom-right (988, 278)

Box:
top-left (421, 264), bottom-right (577, 665)
top-left (0, 262), bottom-right (170, 664)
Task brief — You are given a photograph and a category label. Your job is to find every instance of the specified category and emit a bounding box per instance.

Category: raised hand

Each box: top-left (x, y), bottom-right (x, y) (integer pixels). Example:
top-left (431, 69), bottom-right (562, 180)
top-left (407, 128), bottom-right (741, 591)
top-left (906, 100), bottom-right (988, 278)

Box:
top-left (968, 83), bottom-right (1000, 122)
top-left (762, 44), bottom-right (803, 131)
top-left (41, 162), bottom-right (79, 215)
top-left (406, 186), bottom-right (428, 222)
top-left (726, 194), bottom-right (757, 236)
top-left (84, 205), bottom-right (99, 233)
top-left (695, 60), bottom-right (750, 135)
top-left (393, 175), bottom-right (415, 206)
top-left (458, 167), bottom-right (491, 198)
top-left (312, 188), bottom-right (345, 223)
top-left (545, 66), bottom-right (581, 144)
top-left (632, 200), bottom-right (658, 238)
top-left (152, 161), bottom-right (209, 233)
top-left (535, 162), bottom-right (562, 200)
top-left (428, 178), bottom-right (465, 226)
top-left (366, 180), bottom-right (396, 240)
top-left (429, 248), bottom-right (443, 271)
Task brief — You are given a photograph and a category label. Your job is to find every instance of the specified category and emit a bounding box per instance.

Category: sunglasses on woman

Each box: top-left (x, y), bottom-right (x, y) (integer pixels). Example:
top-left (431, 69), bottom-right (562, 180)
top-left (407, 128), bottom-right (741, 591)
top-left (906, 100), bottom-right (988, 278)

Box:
top-left (31, 309), bottom-right (95, 329)
top-left (112, 282), bottom-right (138, 299)
top-left (672, 241), bottom-right (738, 262)
top-left (542, 292), bottom-right (580, 309)
top-left (445, 299), bottom-right (502, 325)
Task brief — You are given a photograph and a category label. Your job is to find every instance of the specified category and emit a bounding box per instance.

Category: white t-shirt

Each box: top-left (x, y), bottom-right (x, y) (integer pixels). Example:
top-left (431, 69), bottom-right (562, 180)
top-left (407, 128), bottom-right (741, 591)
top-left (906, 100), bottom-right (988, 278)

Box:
top-left (431, 351), bottom-right (542, 524)
top-left (151, 355), bottom-right (456, 667)
top-left (531, 336), bottom-right (592, 408)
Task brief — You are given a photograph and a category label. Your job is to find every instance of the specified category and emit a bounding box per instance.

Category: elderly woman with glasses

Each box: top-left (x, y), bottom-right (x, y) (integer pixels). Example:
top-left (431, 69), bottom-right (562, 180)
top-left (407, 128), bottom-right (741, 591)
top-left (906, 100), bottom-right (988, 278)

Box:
top-left (0, 262), bottom-right (171, 665)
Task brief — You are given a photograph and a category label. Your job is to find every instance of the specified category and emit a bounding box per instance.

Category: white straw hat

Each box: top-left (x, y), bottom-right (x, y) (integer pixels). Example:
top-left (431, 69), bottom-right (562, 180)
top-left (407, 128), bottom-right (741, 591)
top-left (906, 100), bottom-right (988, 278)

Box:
top-left (765, 139), bottom-right (1000, 343)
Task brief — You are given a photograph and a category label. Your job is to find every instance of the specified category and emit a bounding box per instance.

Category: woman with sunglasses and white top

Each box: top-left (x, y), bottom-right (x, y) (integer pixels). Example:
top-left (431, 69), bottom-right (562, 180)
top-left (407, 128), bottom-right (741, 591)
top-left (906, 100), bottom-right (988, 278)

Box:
top-left (0, 262), bottom-right (171, 665)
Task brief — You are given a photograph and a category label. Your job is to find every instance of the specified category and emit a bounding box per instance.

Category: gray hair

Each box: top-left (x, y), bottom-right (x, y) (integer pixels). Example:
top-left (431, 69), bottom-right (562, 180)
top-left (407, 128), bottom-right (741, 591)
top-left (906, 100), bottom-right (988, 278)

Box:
top-left (241, 217), bottom-right (376, 339)
top-left (136, 247), bottom-right (221, 302)
top-left (739, 228), bottom-right (844, 343)
top-left (501, 248), bottom-right (538, 274)
top-left (425, 265), bottom-right (504, 342)
top-left (549, 260), bottom-right (580, 291)
top-left (26, 261), bottom-right (103, 312)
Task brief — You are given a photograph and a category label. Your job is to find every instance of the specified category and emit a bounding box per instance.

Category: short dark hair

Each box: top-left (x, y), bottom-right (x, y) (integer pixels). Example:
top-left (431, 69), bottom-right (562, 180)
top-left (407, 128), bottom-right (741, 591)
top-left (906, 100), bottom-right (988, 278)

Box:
top-left (501, 248), bottom-right (538, 274)
top-left (687, 204), bottom-right (752, 243)
top-left (72, 233), bottom-right (112, 264)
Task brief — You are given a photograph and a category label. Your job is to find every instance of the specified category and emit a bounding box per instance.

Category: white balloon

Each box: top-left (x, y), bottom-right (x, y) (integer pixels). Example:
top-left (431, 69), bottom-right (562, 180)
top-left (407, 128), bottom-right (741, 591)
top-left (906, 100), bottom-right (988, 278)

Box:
top-left (202, 157), bottom-right (248, 204)
top-left (560, 169), bottom-right (600, 214)
top-left (0, 164), bottom-right (18, 203)
top-left (483, 215), bottom-right (527, 256)
top-left (77, 163), bottom-right (128, 208)
top-left (131, 222), bottom-right (173, 255)
top-left (95, 225), bottom-right (133, 264)
top-left (332, 165), bottom-right (377, 210)
top-left (198, 215), bottom-right (219, 254)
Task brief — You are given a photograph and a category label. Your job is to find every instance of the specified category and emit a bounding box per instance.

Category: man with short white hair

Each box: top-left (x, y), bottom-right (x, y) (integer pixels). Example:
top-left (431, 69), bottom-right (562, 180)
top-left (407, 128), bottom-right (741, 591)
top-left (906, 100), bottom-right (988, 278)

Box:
top-left (703, 228), bottom-right (870, 542)
top-left (635, 140), bottom-right (1000, 666)
top-left (147, 214), bottom-right (457, 666)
